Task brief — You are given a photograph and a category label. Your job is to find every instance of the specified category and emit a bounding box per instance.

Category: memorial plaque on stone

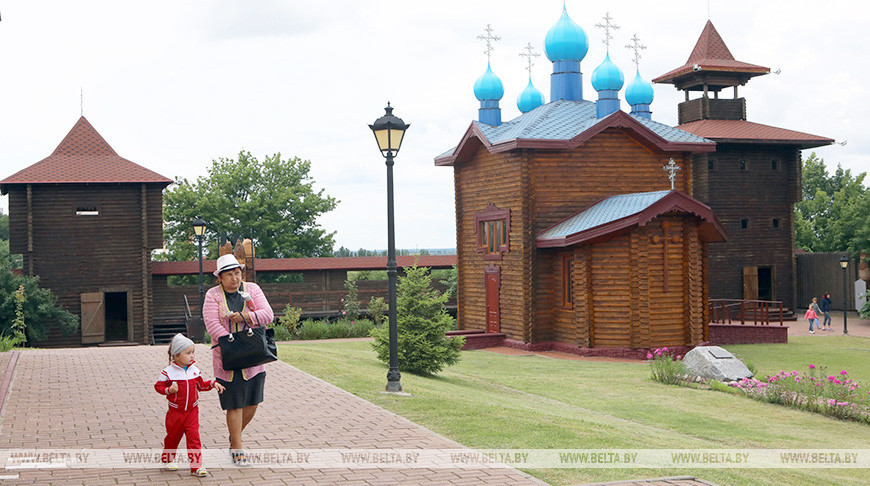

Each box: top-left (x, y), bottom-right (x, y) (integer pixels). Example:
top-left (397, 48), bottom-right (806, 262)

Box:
top-left (708, 348), bottom-right (733, 359)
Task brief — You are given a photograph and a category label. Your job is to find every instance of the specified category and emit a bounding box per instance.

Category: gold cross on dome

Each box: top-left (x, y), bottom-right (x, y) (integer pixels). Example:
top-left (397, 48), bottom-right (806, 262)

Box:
top-left (595, 12), bottom-right (620, 52)
top-left (663, 158), bottom-right (681, 190)
top-left (626, 34), bottom-right (647, 69)
top-left (519, 42), bottom-right (540, 75)
top-left (477, 24), bottom-right (501, 62)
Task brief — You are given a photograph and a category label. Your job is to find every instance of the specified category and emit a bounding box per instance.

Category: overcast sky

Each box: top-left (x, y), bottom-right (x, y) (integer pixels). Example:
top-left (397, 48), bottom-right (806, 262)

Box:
top-left (0, 1), bottom-right (865, 251)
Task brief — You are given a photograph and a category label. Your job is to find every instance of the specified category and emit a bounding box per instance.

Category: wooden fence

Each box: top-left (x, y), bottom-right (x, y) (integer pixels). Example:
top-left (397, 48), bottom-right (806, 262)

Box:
top-left (795, 252), bottom-right (860, 311)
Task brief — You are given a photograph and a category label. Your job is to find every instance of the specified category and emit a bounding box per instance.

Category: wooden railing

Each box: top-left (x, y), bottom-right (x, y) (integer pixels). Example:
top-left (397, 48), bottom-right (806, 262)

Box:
top-left (709, 299), bottom-right (785, 326)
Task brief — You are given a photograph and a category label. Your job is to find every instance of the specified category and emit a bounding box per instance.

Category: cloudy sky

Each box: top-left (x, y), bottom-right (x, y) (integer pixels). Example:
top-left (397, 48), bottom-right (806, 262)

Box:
top-left (0, 1), bottom-right (865, 251)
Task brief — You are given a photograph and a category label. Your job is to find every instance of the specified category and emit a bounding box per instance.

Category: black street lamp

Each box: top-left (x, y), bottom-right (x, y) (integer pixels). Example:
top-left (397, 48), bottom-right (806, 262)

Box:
top-left (840, 254), bottom-right (849, 335)
top-left (192, 217), bottom-right (208, 318)
top-left (370, 102), bottom-right (409, 393)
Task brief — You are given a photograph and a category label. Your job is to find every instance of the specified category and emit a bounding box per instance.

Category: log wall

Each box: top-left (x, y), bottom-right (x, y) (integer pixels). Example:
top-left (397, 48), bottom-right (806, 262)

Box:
top-left (6, 183), bottom-right (165, 346)
top-left (691, 144), bottom-right (800, 310)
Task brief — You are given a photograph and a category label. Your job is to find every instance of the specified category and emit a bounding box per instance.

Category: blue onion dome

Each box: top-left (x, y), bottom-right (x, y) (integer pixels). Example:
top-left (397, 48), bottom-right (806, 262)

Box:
top-left (591, 53), bottom-right (624, 91)
top-left (625, 69), bottom-right (654, 105)
top-left (474, 63), bottom-right (504, 101)
top-left (517, 78), bottom-right (545, 113)
top-left (473, 63), bottom-right (505, 101)
top-left (544, 6), bottom-right (589, 62)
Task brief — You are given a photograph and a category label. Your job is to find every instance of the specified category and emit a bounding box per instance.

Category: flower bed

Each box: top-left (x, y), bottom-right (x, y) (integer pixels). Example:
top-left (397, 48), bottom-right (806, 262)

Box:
top-left (728, 365), bottom-right (870, 424)
top-left (647, 348), bottom-right (686, 385)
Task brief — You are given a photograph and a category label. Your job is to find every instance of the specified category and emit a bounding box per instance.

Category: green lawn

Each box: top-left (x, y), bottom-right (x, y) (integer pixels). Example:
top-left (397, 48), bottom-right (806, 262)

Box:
top-left (279, 337), bottom-right (870, 486)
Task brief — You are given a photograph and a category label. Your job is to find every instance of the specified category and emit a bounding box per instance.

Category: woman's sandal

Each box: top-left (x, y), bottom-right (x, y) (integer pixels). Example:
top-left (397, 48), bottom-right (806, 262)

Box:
top-left (191, 467), bottom-right (209, 477)
top-left (231, 451), bottom-right (252, 467)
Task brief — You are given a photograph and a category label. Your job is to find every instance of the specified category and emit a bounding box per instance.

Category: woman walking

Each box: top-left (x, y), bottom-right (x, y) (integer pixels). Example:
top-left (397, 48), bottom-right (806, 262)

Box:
top-left (203, 254), bottom-right (274, 467)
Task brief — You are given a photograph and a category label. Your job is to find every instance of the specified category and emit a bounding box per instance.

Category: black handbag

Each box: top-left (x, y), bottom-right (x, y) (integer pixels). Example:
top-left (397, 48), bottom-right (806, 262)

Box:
top-left (216, 313), bottom-right (278, 371)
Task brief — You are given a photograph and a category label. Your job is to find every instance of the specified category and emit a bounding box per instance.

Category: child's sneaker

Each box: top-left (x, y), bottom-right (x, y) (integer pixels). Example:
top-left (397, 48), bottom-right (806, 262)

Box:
top-left (163, 462), bottom-right (178, 472)
top-left (191, 467), bottom-right (209, 477)
top-left (809, 330), bottom-right (815, 334)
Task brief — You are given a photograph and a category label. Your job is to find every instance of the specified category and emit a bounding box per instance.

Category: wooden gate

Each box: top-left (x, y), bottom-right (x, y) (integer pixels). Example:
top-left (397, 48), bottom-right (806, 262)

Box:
top-left (484, 265), bottom-right (500, 333)
top-left (81, 292), bottom-right (105, 344)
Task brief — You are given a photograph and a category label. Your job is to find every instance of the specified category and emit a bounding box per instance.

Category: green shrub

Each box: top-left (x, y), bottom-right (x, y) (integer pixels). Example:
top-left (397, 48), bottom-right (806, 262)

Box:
top-left (0, 267), bottom-right (78, 343)
top-left (647, 348), bottom-right (687, 385)
top-left (277, 304), bottom-right (303, 334)
top-left (367, 296), bottom-right (387, 327)
top-left (341, 279), bottom-right (361, 320)
top-left (371, 264), bottom-right (464, 375)
top-left (294, 318), bottom-right (376, 340)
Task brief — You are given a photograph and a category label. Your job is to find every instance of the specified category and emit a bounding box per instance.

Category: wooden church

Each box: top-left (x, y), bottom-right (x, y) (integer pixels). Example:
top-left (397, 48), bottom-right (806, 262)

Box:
top-left (652, 20), bottom-right (833, 312)
top-left (0, 117), bottom-right (172, 346)
top-left (436, 9), bottom-right (726, 355)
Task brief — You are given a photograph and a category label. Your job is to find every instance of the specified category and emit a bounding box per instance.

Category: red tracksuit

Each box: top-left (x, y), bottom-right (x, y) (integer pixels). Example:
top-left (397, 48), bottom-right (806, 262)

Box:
top-left (155, 361), bottom-right (214, 471)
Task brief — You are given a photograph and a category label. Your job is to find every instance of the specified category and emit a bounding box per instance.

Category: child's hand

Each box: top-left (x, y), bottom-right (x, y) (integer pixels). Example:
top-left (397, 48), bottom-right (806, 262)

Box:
top-left (167, 381), bottom-right (178, 394)
top-left (213, 382), bottom-right (226, 394)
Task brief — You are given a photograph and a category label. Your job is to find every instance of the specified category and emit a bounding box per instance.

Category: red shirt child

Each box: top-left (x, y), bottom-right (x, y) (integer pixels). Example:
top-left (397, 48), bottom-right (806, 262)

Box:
top-left (155, 333), bottom-right (225, 476)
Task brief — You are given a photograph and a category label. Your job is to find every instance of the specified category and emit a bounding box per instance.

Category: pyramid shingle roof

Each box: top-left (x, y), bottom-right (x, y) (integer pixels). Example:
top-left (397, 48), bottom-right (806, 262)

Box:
top-left (0, 117), bottom-right (172, 190)
top-left (652, 20), bottom-right (769, 86)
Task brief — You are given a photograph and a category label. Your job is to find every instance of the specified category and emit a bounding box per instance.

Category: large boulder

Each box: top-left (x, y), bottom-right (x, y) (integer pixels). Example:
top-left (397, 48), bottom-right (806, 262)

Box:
top-left (683, 346), bottom-right (752, 382)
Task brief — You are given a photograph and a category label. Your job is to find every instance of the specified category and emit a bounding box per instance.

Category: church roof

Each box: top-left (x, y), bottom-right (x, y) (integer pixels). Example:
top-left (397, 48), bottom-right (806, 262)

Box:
top-left (652, 20), bottom-right (769, 88)
top-left (537, 190), bottom-right (726, 248)
top-left (677, 119), bottom-right (834, 149)
top-left (0, 116), bottom-right (172, 190)
top-left (435, 100), bottom-right (714, 165)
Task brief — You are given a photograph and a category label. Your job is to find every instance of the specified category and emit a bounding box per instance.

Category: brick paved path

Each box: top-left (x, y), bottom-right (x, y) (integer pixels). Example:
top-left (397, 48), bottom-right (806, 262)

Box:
top-left (0, 345), bottom-right (544, 485)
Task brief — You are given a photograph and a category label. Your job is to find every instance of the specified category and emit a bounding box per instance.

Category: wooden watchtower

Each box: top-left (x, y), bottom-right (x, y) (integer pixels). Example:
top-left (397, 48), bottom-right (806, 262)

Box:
top-left (0, 117), bottom-right (172, 345)
top-left (653, 21), bottom-right (833, 312)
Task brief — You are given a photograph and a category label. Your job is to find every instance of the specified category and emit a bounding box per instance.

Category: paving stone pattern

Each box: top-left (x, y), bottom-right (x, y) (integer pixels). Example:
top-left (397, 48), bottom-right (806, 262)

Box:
top-left (0, 345), bottom-right (544, 485)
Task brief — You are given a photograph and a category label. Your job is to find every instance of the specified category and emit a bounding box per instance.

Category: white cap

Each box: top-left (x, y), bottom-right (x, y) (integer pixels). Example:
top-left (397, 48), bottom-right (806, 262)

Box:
top-left (213, 254), bottom-right (244, 276)
top-left (169, 333), bottom-right (195, 357)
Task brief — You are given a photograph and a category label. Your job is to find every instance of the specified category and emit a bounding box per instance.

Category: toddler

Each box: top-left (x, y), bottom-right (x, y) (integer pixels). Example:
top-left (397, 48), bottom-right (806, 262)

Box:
top-left (155, 333), bottom-right (225, 476)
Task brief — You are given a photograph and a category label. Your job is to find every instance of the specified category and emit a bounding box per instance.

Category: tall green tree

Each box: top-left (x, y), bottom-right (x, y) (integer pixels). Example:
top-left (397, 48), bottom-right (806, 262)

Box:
top-left (162, 151), bottom-right (338, 260)
top-left (794, 153), bottom-right (870, 253)
top-left (370, 264), bottom-right (463, 375)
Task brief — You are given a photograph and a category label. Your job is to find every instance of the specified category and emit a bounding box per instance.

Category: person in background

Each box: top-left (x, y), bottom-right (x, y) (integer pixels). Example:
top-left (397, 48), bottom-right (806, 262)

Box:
top-left (820, 293), bottom-right (833, 331)
top-left (804, 301), bottom-right (818, 334)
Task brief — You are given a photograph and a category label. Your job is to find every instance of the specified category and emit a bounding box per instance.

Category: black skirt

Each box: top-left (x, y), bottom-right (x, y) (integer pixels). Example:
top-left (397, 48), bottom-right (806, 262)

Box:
top-left (216, 371), bottom-right (265, 411)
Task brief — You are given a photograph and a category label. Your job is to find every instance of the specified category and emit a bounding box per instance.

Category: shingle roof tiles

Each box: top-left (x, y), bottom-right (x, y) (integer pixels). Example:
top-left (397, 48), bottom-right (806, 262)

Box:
top-left (0, 116), bottom-right (172, 186)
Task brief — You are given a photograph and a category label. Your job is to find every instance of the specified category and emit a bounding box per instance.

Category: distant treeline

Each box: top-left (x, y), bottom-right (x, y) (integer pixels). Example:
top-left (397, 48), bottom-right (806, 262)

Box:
top-left (332, 247), bottom-right (456, 257)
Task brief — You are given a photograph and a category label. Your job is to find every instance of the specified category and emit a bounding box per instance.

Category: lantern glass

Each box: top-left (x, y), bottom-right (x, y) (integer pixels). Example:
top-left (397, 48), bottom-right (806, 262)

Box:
top-left (370, 103), bottom-right (409, 156)
top-left (192, 217), bottom-right (207, 237)
top-left (840, 256), bottom-right (849, 269)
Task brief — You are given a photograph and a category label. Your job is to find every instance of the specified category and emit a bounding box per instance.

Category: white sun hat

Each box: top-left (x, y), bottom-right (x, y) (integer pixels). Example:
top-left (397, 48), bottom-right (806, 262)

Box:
top-left (213, 254), bottom-right (245, 276)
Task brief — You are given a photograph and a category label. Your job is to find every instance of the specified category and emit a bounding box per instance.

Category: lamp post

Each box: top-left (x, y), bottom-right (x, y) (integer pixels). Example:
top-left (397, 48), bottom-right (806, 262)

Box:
top-left (192, 217), bottom-right (207, 317)
top-left (370, 102), bottom-right (409, 393)
top-left (840, 254), bottom-right (849, 335)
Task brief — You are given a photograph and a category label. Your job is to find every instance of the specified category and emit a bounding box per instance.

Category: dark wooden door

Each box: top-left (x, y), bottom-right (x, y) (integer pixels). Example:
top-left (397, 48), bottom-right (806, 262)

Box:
top-left (743, 266), bottom-right (758, 301)
top-left (485, 270), bottom-right (500, 333)
top-left (81, 292), bottom-right (105, 344)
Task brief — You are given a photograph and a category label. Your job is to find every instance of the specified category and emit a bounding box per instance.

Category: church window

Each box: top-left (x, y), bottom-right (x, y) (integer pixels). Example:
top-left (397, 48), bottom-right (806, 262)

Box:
top-left (475, 204), bottom-right (511, 260)
top-left (740, 218), bottom-right (749, 229)
top-left (771, 160), bottom-right (779, 170)
top-left (708, 160), bottom-right (716, 171)
top-left (562, 255), bottom-right (573, 309)
top-left (772, 218), bottom-right (780, 229)
top-left (739, 160), bottom-right (747, 171)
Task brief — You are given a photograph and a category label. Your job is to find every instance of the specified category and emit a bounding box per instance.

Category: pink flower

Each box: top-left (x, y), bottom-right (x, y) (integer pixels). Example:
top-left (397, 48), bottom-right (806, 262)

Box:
top-left (795, 377), bottom-right (800, 382)
top-left (647, 353), bottom-right (653, 359)
top-left (676, 355), bottom-right (682, 360)
top-left (662, 347), bottom-right (669, 353)
top-left (808, 364), bottom-right (816, 369)
top-left (655, 350), bottom-right (662, 357)
top-left (828, 399), bottom-right (836, 405)
top-left (840, 370), bottom-right (848, 376)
